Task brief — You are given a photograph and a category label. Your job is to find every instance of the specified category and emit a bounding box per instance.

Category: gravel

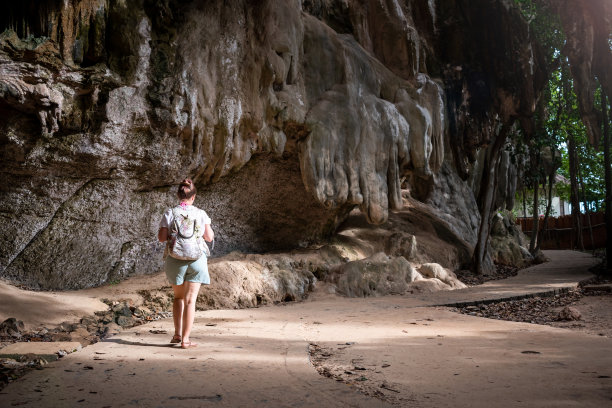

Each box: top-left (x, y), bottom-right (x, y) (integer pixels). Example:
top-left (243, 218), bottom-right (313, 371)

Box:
top-left (453, 276), bottom-right (612, 327)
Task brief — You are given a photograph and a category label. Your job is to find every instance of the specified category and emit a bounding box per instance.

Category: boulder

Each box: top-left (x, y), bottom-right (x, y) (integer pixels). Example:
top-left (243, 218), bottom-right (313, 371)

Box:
top-left (490, 213), bottom-right (534, 268)
top-left (418, 263), bottom-right (467, 289)
top-left (335, 253), bottom-right (422, 297)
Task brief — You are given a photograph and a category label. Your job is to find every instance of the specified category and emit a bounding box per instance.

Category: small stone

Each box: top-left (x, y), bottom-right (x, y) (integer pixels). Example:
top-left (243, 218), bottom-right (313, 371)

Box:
top-left (133, 306), bottom-right (151, 317)
top-left (112, 303), bottom-right (132, 317)
top-left (0, 318), bottom-right (25, 338)
top-left (99, 313), bottom-right (114, 324)
top-left (80, 316), bottom-right (98, 327)
top-left (116, 316), bottom-right (135, 327)
top-left (557, 306), bottom-right (581, 321)
top-left (57, 322), bottom-right (77, 332)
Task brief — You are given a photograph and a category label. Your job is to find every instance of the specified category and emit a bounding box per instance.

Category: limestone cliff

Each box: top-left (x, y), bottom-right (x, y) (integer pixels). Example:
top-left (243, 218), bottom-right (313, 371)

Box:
top-left (1, 0), bottom-right (546, 289)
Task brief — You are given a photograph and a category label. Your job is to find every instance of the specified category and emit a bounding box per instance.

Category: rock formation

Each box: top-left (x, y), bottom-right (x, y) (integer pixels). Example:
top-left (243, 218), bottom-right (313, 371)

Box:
top-left (0, 0), bottom-right (555, 290)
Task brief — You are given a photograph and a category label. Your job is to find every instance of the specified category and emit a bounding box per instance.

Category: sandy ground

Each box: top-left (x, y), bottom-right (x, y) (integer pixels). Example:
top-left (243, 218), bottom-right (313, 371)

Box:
top-left (1, 250), bottom-right (611, 407)
top-left (0, 282), bottom-right (108, 329)
top-left (1, 296), bottom-right (611, 407)
top-left (0, 272), bottom-right (171, 330)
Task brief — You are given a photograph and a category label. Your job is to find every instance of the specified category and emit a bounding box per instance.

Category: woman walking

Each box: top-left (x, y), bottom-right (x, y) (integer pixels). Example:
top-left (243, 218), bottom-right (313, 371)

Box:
top-left (158, 178), bottom-right (214, 349)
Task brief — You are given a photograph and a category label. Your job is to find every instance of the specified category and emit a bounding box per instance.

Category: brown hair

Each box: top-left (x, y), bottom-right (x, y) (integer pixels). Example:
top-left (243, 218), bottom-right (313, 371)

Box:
top-left (177, 178), bottom-right (196, 200)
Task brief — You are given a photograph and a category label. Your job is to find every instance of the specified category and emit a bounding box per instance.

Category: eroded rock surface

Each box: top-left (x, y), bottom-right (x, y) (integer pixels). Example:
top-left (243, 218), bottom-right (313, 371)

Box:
top-left (1, 0), bottom-right (547, 289)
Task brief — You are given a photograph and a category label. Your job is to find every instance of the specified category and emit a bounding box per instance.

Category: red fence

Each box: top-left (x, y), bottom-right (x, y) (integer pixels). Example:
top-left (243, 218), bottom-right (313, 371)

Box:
top-left (516, 213), bottom-right (607, 250)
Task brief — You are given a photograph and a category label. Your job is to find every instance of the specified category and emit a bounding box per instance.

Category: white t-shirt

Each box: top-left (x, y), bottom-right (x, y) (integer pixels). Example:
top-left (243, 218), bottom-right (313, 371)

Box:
top-left (159, 205), bottom-right (212, 232)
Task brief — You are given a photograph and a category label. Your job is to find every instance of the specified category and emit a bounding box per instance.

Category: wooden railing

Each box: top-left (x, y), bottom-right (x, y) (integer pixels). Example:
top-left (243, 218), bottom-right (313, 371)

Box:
top-left (516, 213), bottom-right (607, 250)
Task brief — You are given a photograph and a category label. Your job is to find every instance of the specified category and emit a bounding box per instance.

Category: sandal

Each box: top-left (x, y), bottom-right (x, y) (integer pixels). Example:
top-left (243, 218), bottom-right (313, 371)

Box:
top-left (170, 334), bottom-right (182, 344)
top-left (181, 341), bottom-right (198, 349)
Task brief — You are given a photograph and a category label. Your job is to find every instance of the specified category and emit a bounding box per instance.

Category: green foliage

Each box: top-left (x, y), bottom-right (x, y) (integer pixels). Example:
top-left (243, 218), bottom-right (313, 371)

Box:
top-left (513, 0), bottom-right (565, 67)
top-left (511, 1), bottom-right (565, 194)
top-left (558, 138), bottom-right (607, 210)
top-left (513, 0), bottom-right (610, 214)
top-left (552, 63), bottom-right (608, 211)
top-left (513, 187), bottom-right (556, 217)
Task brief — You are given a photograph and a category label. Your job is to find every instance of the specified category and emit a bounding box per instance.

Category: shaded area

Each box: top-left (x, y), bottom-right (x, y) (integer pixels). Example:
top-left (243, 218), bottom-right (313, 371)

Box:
top-left (0, 250), bottom-right (608, 407)
top-left (196, 154), bottom-right (348, 254)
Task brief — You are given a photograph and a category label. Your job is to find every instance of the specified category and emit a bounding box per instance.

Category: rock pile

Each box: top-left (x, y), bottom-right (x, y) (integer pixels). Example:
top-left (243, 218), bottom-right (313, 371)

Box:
top-left (455, 264), bottom-right (519, 286)
top-left (94, 299), bottom-right (172, 337)
top-left (455, 291), bottom-right (584, 325)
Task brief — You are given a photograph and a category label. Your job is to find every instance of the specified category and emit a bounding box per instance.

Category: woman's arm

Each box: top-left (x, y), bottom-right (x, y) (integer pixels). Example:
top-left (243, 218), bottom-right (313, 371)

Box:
top-left (203, 223), bottom-right (214, 242)
top-left (158, 227), bottom-right (168, 242)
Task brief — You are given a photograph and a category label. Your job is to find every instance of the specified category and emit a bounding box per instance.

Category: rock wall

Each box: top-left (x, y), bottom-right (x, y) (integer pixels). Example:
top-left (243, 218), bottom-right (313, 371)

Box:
top-left (0, 0), bottom-right (544, 289)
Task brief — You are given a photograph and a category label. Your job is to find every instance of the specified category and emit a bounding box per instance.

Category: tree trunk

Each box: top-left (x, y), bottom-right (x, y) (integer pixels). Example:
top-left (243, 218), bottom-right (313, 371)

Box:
top-left (529, 178), bottom-right (539, 254)
top-left (536, 174), bottom-right (554, 252)
top-left (522, 187), bottom-right (527, 218)
top-left (567, 134), bottom-right (584, 250)
top-left (579, 166), bottom-right (595, 250)
top-left (471, 124), bottom-right (510, 274)
top-left (602, 88), bottom-right (612, 272)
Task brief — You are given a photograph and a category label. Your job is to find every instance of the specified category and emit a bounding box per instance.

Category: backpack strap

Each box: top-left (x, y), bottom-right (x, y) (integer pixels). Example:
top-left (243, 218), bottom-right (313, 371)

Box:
top-left (170, 207), bottom-right (179, 234)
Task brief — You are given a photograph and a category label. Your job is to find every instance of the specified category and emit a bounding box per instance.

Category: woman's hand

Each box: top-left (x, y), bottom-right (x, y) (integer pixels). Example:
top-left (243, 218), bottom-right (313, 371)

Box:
top-left (158, 227), bottom-right (168, 242)
top-left (203, 224), bottom-right (214, 242)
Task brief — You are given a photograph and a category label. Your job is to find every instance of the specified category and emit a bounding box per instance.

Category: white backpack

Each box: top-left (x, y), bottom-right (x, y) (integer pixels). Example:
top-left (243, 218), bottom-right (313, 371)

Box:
top-left (164, 207), bottom-right (210, 260)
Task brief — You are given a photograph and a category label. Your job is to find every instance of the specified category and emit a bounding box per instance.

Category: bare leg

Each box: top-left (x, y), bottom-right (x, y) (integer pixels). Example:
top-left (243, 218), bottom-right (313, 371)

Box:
top-left (171, 284), bottom-right (185, 340)
top-left (181, 281), bottom-right (201, 346)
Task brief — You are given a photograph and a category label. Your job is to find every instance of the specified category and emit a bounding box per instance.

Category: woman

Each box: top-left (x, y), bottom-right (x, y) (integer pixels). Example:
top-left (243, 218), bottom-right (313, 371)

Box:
top-left (158, 178), bottom-right (214, 349)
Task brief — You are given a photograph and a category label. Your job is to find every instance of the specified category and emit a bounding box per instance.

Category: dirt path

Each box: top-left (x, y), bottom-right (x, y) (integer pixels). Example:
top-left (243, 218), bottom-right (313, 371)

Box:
top-left (1, 250), bottom-right (610, 407)
top-left (0, 303), bottom-right (393, 408)
top-left (303, 301), bottom-right (612, 407)
top-left (1, 297), bottom-right (611, 407)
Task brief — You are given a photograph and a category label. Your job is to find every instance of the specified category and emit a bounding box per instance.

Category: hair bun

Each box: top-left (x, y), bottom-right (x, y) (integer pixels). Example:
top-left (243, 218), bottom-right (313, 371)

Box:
top-left (179, 178), bottom-right (193, 187)
top-left (177, 178), bottom-right (196, 200)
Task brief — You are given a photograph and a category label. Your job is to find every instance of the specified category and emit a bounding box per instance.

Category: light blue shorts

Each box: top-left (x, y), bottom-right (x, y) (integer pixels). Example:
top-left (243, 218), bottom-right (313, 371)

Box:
top-left (164, 256), bottom-right (210, 285)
